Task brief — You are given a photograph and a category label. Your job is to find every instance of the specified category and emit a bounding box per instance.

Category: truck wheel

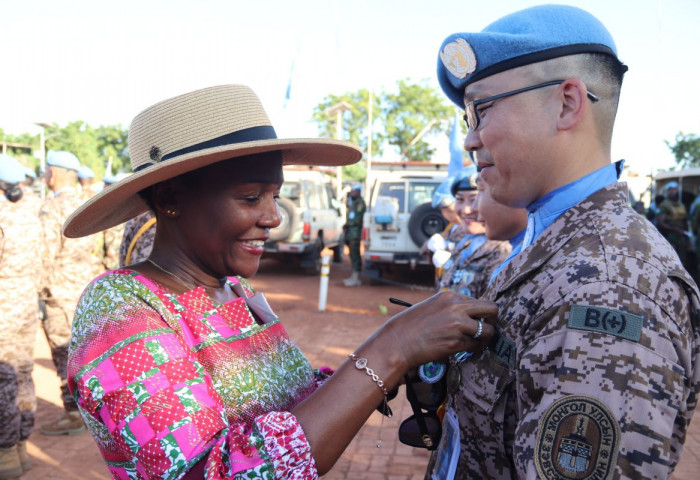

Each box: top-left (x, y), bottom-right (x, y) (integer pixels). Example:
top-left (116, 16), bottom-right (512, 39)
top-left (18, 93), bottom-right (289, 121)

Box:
top-left (408, 202), bottom-right (447, 247)
top-left (269, 197), bottom-right (298, 242)
top-left (331, 233), bottom-right (345, 263)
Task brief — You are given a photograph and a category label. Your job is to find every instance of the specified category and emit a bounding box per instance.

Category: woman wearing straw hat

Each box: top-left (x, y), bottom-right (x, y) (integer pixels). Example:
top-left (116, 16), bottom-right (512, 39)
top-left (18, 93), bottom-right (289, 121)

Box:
top-left (63, 85), bottom-right (496, 479)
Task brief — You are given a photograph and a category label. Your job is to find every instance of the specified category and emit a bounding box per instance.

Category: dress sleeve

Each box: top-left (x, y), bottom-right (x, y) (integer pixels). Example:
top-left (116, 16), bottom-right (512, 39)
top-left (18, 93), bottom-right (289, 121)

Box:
top-left (514, 280), bottom-right (696, 478)
top-left (68, 274), bottom-right (318, 479)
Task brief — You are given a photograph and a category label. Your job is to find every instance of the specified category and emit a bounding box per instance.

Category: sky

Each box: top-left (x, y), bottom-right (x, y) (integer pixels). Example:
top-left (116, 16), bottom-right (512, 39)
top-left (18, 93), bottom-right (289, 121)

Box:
top-left (2, 0), bottom-right (699, 177)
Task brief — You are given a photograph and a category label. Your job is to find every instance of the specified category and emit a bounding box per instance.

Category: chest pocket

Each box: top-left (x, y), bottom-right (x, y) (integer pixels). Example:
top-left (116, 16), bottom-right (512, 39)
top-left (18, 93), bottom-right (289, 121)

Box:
top-left (456, 348), bottom-right (514, 413)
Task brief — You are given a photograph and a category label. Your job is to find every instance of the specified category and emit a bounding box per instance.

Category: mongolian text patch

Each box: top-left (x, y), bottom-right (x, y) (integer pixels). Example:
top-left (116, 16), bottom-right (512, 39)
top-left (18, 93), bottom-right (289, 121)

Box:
top-left (568, 305), bottom-right (643, 342)
top-left (535, 395), bottom-right (620, 480)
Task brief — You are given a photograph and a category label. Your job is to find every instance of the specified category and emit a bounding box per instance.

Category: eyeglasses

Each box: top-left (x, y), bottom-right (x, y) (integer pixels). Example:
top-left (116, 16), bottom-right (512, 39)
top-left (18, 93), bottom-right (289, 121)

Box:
top-left (463, 80), bottom-right (600, 131)
top-left (398, 372), bottom-right (446, 450)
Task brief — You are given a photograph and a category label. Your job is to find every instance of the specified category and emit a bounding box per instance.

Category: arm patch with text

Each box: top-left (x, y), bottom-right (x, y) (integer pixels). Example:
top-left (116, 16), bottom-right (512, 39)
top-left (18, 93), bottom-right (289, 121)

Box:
top-left (568, 305), bottom-right (643, 342)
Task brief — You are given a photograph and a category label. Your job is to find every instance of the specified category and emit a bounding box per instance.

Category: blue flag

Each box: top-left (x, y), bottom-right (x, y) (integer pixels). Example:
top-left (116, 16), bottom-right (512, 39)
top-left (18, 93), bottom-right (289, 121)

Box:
top-left (448, 111), bottom-right (464, 177)
top-left (432, 111), bottom-right (465, 208)
top-left (283, 58), bottom-right (295, 109)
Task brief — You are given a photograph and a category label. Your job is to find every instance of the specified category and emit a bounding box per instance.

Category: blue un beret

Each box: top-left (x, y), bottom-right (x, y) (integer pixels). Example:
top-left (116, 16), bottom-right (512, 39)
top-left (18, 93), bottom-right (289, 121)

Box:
top-left (0, 154), bottom-right (27, 183)
top-left (437, 4), bottom-right (624, 107)
top-left (46, 150), bottom-right (81, 172)
top-left (450, 164), bottom-right (478, 196)
top-left (78, 166), bottom-right (95, 179)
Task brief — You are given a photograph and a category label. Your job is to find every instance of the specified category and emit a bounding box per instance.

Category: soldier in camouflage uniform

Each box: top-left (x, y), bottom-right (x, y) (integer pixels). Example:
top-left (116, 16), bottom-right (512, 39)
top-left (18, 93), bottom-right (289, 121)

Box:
top-left (427, 5), bottom-right (700, 479)
top-left (437, 170), bottom-right (510, 299)
top-left (38, 151), bottom-right (104, 436)
top-left (118, 209), bottom-right (156, 267)
top-left (0, 154), bottom-right (44, 478)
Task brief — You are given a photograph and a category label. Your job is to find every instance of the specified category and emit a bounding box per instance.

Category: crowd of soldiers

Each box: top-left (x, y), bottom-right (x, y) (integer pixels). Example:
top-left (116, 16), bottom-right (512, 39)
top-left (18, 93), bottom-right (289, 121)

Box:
top-left (0, 151), bottom-right (154, 479)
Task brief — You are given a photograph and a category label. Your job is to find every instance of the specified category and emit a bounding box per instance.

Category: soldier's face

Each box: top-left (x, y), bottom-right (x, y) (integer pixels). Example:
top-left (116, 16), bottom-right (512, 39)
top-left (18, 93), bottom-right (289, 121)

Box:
top-left (473, 176), bottom-right (528, 241)
top-left (172, 155), bottom-right (283, 279)
top-left (454, 189), bottom-right (484, 235)
top-left (463, 68), bottom-right (560, 209)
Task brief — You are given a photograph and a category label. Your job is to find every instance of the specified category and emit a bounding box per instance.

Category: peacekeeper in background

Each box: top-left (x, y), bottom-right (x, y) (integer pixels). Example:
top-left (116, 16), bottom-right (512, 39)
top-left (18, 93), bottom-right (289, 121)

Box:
top-left (437, 169), bottom-right (510, 298)
top-left (343, 184), bottom-right (366, 287)
top-left (427, 5), bottom-right (700, 479)
top-left (0, 155), bottom-right (45, 479)
top-left (77, 165), bottom-right (96, 200)
top-left (38, 151), bottom-right (104, 436)
top-left (118, 209), bottom-right (156, 267)
top-left (657, 181), bottom-right (692, 272)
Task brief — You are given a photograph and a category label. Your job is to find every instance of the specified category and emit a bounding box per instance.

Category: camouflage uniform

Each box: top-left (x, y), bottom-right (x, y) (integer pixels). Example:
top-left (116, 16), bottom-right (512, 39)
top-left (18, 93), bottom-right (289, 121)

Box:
top-left (344, 195), bottom-right (366, 272)
top-left (426, 184), bottom-right (700, 479)
top-left (437, 235), bottom-right (511, 299)
top-left (118, 210), bottom-right (155, 267)
top-left (38, 189), bottom-right (104, 411)
top-left (0, 195), bottom-right (44, 446)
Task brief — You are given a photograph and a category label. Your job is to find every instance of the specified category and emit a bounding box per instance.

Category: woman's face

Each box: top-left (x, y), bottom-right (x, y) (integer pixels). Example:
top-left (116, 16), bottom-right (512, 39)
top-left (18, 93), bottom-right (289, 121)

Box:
top-left (473, 176), bottom-right (528, 241)
top-left (173, 154), bottom-right (283, 279)
top-left (454, 189), bottom-right (485, 235)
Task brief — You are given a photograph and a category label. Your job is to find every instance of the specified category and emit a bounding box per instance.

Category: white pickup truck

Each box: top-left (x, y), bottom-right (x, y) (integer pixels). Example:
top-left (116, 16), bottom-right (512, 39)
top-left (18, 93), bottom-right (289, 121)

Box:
top-left (263, 167), bottom-right (345, 275)
top-left (362, 162), bottom-right (448, 281)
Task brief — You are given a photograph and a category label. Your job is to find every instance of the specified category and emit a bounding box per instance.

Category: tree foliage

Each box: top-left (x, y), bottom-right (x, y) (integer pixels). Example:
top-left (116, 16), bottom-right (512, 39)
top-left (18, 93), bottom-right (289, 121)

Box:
top-left (666, 132), bottom-right (700, 168)
top-left (313, 79), bottom-right (454, 170)
top-left (1, 123), bottom-right (129, 179)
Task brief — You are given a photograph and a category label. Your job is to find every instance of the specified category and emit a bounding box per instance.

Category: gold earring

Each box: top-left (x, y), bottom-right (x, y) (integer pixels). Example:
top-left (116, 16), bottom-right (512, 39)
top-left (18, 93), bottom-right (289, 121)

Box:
top-left (166, 208), bottom-right (177, 217)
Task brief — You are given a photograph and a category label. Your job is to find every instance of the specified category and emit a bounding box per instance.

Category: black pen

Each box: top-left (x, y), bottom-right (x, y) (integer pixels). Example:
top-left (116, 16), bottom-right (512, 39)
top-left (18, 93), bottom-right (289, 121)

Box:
top-left (389, 297), bottom-right (413, 308)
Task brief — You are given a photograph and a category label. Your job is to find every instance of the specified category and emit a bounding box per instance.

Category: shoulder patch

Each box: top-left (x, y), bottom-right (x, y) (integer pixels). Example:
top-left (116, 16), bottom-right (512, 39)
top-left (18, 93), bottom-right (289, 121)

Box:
top-left (568, 305), bottom-right (643, 342)
top-left (535, 395), bottom-right (620, 480)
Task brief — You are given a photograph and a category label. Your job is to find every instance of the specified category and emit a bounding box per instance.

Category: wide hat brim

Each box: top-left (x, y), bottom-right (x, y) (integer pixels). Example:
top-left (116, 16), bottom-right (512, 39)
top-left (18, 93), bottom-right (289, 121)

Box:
top-left (63, 138), bottom-right (362, 238)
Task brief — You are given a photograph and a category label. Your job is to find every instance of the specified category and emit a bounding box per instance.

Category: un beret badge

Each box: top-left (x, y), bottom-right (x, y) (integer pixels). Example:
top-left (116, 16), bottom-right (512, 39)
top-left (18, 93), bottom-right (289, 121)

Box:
top-left (535, 395), bottom-right (620, 480)
top-left (440, 38), bottom-right (477, 79)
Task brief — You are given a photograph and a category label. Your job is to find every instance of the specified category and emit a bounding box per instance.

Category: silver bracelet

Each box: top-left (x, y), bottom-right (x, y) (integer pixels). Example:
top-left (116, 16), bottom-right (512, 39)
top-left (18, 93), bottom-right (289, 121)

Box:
top-left (348, 353), bottom-right (389, 396)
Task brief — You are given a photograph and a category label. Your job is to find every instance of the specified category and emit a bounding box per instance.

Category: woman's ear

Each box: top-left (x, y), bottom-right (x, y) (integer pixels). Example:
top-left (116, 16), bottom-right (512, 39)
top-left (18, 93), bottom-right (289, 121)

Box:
top-left (556, 78), bottom-right (588, 131)
top-left (151, 180), bottom-right (183, 218)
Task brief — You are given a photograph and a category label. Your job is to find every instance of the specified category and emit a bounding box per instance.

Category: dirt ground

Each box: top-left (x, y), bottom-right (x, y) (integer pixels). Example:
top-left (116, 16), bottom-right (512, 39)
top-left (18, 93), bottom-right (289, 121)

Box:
top-left (20, 251), bottom-right (700, 479)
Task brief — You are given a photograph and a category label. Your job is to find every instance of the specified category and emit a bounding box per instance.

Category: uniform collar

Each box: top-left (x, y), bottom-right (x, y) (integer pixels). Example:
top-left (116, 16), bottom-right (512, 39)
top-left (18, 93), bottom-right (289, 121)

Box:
top-left (487, 182), bottom-right (629, 298)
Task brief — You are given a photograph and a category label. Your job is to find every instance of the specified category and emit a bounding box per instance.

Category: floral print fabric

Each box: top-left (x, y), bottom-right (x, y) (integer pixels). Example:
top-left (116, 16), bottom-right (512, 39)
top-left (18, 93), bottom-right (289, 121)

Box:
top-left (68, 270), bottom-right (322, 479)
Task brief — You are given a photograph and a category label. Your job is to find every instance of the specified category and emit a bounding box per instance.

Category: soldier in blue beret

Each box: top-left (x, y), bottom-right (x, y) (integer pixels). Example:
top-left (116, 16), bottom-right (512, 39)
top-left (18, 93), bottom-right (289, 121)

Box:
top-left (38, 150), bottom-right (103, 436)
top-left (0, 153), bottom-right (45, 477)
top-left (427, 5), bottom-right (700, 479)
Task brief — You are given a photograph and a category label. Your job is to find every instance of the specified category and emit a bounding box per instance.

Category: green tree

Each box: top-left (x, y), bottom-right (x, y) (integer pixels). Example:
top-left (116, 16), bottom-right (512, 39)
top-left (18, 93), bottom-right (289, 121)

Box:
top-left (666, 132), bottom-right (700, 168)
top-left (43, 122), bottom-right (129, 178)
top-left (312, 79), bottom-right (454, 172)
top-left (383, 79), bottom-right (452, 162)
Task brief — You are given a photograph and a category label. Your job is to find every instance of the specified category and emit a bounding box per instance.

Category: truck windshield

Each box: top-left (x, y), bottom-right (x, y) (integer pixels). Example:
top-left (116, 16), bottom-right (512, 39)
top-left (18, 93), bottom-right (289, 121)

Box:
top-left (281, 181), bottom-right (302, 207)
top-left (377, 182), bottom-right (406, 212)
top-left (408, 182), bottom-right (439, 212)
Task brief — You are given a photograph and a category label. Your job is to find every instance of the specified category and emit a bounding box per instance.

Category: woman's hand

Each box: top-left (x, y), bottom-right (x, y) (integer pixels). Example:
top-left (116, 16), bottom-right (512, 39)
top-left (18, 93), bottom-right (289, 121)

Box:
top-left (380, 290), bottom-right (498, 371)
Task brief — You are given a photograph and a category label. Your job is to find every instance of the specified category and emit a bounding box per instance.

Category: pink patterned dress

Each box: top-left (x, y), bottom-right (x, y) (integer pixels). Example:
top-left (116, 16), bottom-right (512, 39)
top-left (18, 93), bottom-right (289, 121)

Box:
top-left (68, 270), bottom-right (329, 479)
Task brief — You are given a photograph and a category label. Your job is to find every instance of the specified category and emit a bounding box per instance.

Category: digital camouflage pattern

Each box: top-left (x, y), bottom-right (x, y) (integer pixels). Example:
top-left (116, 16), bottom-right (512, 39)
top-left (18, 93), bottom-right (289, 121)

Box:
top-left (437, 236), bottom-right (511, 299)
top-left (118, 210), bottom-right (156, 267)
top-left (0, 195), bottom-right (44, 446)
top-left (427, 183), bottom-right (700, 479)
top-left (39, 190), bottom-right (104, 410)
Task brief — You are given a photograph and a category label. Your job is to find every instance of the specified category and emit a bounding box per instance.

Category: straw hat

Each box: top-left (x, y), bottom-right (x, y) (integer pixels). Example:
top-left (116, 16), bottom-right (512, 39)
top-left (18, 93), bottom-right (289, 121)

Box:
top-left (63, 85), bottom-right (363, 238)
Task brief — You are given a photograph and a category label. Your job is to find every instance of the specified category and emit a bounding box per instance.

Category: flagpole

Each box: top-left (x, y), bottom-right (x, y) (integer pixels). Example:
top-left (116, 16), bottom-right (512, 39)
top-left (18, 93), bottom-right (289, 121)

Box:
top-left (365, 90), bottom-right (373, 197)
